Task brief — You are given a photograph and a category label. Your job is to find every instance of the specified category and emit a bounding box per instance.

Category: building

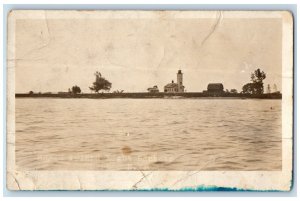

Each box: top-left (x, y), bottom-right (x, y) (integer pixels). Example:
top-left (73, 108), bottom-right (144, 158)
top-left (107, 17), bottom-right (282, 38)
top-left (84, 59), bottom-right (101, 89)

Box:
top-left (164, 70), bottom-right (185, 93)
top-left (204, 83), bottom-right (224, 96)
top-left (147, 85), bottom-right (159, 93)
top-left (164, 80), bottom-right (178, 93)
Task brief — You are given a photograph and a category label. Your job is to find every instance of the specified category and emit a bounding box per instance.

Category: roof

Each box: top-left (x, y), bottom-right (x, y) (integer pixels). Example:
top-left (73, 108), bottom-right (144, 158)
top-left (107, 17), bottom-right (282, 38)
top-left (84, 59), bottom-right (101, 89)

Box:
top-left (164, 83), bottom-right (178, 88)
top-left (148, 86), bottom-right (159, 91)
top-left (207, 83), bottom-right (224, 90)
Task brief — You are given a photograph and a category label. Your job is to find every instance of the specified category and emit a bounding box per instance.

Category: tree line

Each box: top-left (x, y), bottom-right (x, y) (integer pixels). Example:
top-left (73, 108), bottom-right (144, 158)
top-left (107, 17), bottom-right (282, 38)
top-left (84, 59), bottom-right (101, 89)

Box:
top-left (241, 68), bottom-right (280, 95)
top-left (67, 71), bottom-right (112, 94)
top-left (242, 68), bottom-right (266, 95)
top-left (28, 68), bottom-right (279, 95)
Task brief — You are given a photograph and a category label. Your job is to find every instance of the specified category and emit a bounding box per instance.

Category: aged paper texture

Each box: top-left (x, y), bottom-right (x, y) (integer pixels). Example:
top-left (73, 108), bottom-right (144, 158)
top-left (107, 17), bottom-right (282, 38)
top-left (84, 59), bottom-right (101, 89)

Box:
top-left (7, 10), bottom-right (293, 191)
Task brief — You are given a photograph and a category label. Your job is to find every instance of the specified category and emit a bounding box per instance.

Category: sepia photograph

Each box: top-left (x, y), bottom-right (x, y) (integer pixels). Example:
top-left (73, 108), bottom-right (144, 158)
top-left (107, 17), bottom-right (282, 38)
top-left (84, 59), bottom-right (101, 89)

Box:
top-left (6, 10), bottom-right (293, 191)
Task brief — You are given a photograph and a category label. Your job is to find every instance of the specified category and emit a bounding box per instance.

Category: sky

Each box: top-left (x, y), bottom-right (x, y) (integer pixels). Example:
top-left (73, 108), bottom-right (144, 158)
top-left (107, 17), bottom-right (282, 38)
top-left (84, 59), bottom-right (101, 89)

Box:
top-left (14, 12), bottom-right (282, 93)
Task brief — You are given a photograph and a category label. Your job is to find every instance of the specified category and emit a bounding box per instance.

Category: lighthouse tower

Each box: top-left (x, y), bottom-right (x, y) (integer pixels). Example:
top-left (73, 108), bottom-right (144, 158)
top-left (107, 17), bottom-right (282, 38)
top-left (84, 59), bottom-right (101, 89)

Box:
top-left (177, 70), bottom-right (184, 92)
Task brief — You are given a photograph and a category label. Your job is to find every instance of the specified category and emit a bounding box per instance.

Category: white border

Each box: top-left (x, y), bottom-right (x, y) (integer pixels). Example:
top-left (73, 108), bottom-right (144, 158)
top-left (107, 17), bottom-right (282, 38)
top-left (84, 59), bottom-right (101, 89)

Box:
top-left (6, 10), bottom-right (294, 191)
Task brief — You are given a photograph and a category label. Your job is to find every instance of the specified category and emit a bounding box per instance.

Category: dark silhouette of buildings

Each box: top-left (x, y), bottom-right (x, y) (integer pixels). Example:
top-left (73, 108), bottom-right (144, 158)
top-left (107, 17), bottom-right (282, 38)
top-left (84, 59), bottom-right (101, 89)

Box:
top-left (147, 85), bottom-right (159, 93)
top-left (204, 83), bottom-right (224, 96)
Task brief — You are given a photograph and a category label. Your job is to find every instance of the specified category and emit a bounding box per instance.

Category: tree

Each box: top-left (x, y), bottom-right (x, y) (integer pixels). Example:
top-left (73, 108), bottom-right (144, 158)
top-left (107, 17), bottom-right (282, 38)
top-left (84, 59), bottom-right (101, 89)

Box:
top-left (267, 84), bottom-right (271, 94)
top-left (242, 83), bottom-right (254, 94)
top-left (251, 68), bottom-right (266, 83)
top-left (71, 85), bottom-right (81, 94)
top-left (89, 71), bottom-right (112, 93)
top-left (29, 91), bottom-right (34, 95)
top-left (242, 68), bottom-right (266, 95)
top-left (230, 89), bottom-right (238, 94)
top-left (250, 68), bottom-right (266, 94)
top-left (273, 84), bottom-right (278, 92)
top-left (242, 82), bottom-right (264, 95)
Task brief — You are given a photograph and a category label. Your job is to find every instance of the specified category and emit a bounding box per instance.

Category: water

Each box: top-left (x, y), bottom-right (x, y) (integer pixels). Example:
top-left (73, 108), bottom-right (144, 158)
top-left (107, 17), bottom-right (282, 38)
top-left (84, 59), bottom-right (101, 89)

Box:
top-left (15, 98), bottom-right (282, 171)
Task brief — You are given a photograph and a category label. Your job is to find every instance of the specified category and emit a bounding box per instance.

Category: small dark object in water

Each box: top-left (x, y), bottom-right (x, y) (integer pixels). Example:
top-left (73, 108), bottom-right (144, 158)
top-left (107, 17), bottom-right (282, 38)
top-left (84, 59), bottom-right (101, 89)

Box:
top-left (153, 161), bottom-right (165, 165)
top-left (121, 146), bottom-right (132, 155)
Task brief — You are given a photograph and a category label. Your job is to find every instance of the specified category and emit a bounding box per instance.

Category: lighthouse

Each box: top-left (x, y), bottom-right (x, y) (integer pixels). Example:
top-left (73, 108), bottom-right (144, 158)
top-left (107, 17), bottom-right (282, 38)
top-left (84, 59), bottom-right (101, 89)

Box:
top-left (177, 70), bottom-right (184, 92)
top-left (163, 69), bottom-right (185, 93)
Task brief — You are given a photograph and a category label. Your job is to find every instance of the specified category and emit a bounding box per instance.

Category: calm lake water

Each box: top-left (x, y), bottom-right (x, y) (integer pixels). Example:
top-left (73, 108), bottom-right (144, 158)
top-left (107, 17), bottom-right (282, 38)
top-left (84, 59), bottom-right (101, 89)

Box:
top-left (16, 98), bottom-right (282, 171)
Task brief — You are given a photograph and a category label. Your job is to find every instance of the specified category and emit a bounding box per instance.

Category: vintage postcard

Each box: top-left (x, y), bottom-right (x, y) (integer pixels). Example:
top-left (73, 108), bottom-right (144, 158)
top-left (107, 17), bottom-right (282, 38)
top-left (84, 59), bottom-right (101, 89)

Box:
top-left (7, 10), bottom-right (293, 191)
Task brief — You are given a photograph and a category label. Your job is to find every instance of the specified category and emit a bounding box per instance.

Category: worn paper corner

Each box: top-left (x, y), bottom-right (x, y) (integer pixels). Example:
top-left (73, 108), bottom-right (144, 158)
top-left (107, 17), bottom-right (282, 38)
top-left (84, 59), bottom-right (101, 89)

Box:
top-left (281, 10), bottom-right (294, 25)
top-left (6, 172), bottom-right (20, 191)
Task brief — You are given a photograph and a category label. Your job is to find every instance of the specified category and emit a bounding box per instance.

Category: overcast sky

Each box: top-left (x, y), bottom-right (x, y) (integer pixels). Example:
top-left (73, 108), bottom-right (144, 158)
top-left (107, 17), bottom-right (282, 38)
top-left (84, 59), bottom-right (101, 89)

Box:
top-left (14, 12), bottom-right (282, 93)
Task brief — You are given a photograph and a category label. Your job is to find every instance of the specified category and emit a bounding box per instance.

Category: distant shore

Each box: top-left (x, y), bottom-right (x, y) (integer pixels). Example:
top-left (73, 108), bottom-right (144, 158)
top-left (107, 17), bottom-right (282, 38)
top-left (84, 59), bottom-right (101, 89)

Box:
top-left (15, 92), bottom-right (282, 99)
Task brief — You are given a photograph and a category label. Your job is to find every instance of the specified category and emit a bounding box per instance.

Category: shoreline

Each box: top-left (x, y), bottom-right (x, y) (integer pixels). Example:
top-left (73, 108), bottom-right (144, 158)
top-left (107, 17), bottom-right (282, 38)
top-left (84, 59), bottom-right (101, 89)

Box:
top-left (15, 92), bottom-right (282, 99)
